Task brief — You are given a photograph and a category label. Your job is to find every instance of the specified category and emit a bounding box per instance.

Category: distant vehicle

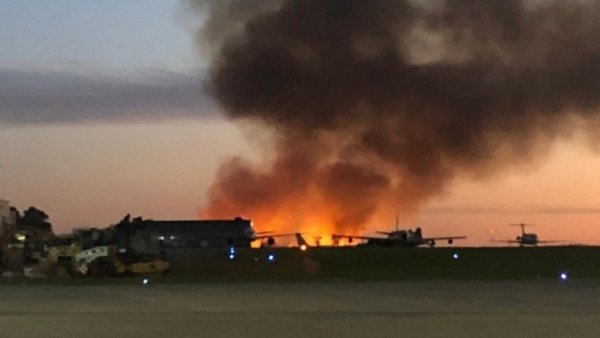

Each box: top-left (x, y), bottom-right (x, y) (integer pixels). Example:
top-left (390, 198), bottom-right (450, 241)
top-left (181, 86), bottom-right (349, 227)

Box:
top-left (75, 245), bottom-right (169, 277)
top-left (333, 224), bottom-right (466, 248)
top-left (494, 223), bottom-right (561, 246)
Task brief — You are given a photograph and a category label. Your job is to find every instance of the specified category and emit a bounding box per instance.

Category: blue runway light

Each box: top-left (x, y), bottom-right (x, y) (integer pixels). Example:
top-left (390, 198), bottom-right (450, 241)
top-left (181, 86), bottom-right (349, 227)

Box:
top-left (267, 253), bottom-right (276, 262)
top-left (559, 272), bottom-right (568, 281)
top-left (142, 278), bottom-right (149, 285)
top-left (228, 246), bottom-right (236, 260)
top-left (452, 253), bottom-right (459, 260)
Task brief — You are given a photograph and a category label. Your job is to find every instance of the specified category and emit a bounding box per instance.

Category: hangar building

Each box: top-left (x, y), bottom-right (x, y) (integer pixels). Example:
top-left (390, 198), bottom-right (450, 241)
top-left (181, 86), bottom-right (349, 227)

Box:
top-left (145, 217), bottom-right (253, 249)
top-left (109, 216), bottom-right (254, 253)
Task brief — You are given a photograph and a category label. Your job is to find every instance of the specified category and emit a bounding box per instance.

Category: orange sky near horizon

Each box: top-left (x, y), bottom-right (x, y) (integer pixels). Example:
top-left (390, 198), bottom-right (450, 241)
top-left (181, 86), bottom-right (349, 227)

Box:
top-left (1, 119), bottom-right (599, 246)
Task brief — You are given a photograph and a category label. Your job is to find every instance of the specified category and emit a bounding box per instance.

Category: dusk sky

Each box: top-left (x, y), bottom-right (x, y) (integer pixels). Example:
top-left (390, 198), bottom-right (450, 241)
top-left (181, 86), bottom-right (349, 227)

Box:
top-left (1, 0), bottom-right (600, 246)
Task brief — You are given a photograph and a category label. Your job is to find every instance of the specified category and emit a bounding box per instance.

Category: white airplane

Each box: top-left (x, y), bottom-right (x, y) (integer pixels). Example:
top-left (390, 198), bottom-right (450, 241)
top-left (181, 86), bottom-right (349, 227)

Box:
top-left (494, 223), bottom-right (562, 246)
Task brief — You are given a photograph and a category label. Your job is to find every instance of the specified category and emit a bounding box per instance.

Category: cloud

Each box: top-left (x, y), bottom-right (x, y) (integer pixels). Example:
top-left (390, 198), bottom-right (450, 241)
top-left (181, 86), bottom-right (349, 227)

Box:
top-left (0, 69), bottom-right (216, 125)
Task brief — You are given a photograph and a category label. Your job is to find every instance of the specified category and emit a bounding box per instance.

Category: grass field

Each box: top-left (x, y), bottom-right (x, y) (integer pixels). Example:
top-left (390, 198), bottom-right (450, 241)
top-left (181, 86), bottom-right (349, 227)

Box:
top-left (2, 246), bottom-right (599, 284)
top-left (161, 246), bottom-right (600, 282)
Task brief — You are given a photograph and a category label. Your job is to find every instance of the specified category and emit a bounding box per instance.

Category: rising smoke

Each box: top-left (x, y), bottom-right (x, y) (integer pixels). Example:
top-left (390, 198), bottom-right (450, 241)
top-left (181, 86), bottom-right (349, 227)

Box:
top-left (188, 0), bottom-right (600, 233)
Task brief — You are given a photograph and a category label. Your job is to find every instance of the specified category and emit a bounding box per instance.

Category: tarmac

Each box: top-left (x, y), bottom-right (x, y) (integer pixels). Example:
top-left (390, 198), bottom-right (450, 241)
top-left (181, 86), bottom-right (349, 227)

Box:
top-left (1, 280), bottom-right (599, 337)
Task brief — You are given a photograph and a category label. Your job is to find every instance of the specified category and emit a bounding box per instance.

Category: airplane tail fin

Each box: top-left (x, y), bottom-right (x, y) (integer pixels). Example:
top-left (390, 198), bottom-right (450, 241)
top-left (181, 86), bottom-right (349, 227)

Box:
top-left (295, 233), bottom-right (309, 247)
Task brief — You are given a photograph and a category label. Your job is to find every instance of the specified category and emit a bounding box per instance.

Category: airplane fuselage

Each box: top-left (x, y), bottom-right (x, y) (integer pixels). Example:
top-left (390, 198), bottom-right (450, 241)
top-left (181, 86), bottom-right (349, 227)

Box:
top-left (517, 233), bottom-right (538, 245)
top-left (366, 229), bottom-right (433, 247)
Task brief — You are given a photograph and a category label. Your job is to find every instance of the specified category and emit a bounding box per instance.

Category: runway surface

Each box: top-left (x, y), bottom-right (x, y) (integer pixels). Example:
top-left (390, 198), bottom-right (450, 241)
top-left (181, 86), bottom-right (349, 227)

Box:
top-left (1, 280), bottom-right (599, 337)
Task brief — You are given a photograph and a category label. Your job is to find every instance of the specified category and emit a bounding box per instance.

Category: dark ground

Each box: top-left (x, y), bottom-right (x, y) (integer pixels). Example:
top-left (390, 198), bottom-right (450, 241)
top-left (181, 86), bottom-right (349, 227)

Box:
top-left (1, 246), bottom-right (600, 337)
top-left (1, 281), bottom-right (599, 337)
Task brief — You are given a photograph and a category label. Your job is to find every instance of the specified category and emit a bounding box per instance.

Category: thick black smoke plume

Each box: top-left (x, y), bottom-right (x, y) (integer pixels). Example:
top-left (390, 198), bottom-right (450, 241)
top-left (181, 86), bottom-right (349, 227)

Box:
top-left (189, 0), bottom-right (600, 232)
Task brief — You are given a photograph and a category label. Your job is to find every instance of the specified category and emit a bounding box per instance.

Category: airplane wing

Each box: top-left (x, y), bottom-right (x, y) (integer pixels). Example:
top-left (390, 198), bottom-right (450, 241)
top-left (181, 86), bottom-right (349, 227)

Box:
top-left (421, 235), bottom-right (467, 245)
top-left (253, 233), bottom-right (299, 240)
top-left (255, 231), bottom-right (275, 235)
top-left (491, 239), bottom-right (522, 243)
top-left (253, 233), bottom-right (311, 248)
top-left (423, 236), bottom-right (467, 241)
top-left (331, 234), bottom-right (382, 241)
top-left (490, 239), bottom-right (564, 245)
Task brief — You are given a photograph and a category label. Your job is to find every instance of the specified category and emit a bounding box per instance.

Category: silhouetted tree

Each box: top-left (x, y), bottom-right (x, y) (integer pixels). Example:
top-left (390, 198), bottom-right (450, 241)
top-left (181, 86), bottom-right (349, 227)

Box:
top-left (18, 206), bottom-right (52, 233)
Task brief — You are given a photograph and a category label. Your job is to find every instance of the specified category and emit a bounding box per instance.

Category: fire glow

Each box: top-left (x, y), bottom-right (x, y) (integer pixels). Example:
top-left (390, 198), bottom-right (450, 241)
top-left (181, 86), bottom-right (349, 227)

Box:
top-left (245, 211), bottom-right (363, 247)
top-left (202, 156), bottom-right (389, 246)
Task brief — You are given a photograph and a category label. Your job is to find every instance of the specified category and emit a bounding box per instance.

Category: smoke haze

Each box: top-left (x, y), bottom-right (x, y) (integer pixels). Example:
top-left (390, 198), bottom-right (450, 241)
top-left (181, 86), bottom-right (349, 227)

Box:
top-left (189, 0), bottom-right (600, 234)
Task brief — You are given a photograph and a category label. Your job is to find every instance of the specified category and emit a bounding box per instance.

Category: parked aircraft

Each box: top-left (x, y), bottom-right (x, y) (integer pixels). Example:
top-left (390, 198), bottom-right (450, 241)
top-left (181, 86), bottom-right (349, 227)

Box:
top-left (332, 226), bottom-right (466, 247)
top-left (494, 223), bottom-right (561, 246)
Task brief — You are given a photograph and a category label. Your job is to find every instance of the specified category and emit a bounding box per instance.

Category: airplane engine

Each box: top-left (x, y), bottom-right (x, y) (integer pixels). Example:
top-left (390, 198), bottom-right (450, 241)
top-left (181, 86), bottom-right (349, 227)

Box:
top-left (267, 237), bottom-right (275, 246)
top-left (428, 239), bottom-right (436, 247)
top-left (448, 239), bottom-right (453, 245)
top-left (348, 237), bottom-right (353, 243)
